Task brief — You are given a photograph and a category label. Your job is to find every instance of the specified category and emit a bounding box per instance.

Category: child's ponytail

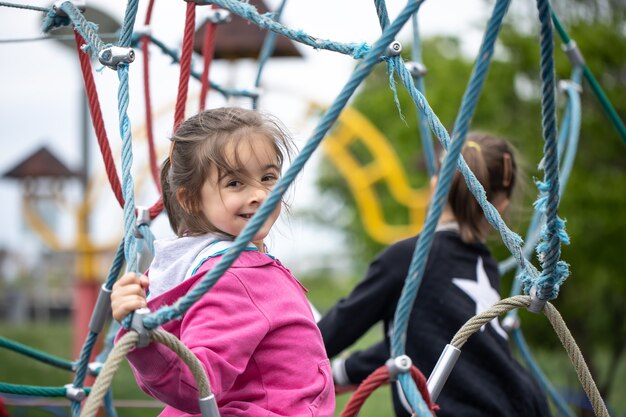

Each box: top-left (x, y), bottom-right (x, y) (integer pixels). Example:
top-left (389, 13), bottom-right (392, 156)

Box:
top-left (448, 132), bottom-right (517, 243)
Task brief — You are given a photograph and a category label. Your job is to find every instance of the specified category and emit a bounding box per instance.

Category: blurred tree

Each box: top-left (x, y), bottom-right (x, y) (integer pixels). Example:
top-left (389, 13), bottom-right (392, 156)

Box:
top-left (311, 2), bottom-right (626, 415)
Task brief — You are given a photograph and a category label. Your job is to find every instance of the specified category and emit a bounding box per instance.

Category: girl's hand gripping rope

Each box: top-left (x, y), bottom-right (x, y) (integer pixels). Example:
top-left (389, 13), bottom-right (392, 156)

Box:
top-left (111, 272), bottom-right (149, 322)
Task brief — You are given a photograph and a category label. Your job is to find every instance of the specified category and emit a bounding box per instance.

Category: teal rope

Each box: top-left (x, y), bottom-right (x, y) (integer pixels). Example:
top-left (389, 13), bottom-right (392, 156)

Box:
top-left (410, 13), bottom-right (436, 178)
top-left (512, 328), bottom-right (576, 417)
top-left (502, 67), bottom-right (582, 417)
top-left (0, 1), bottom-right (47, 11)
top-left (117, 65), bottom-right (138, 272)
top-left (70, 241), bottom-right (125, 417)
top-left (550, 6), bottom-right (626, 145)
top-left (252, 0), bottom-right (288, 109)
top-left (0, 336), bottom-right (74, 371)
top-left (118, 0), bottom-right (139, 48)
top-left (524, 0), bottom-right (570, 301)
top-left (200, 0), bottom-right (370, 59)
top-left (42, 2), bottom-right (104, 57)
top-left (132, 34), bottom-right (255, 99)
top-left (143, 0), bottom-right (425, 351)
top-left (391, 0), bottom-right (515, 360)
top-left (0, 383), bottom-right (90, 398)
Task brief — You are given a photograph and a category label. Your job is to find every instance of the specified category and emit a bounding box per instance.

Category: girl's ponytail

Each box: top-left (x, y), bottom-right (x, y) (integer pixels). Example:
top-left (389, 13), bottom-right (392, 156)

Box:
top-left (448, 133), bottom-right (517, 243)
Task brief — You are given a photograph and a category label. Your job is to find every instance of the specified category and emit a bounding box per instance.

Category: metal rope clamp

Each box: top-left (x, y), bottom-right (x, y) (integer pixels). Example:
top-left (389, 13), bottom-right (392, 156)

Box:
top-left (87, 361), bottom-right (103, 376)
top-left (386, 354), bottom-right (412, 381)
top-left (527, 285), bottom-right (547, 313)
top-left (64, 383), bottom-right (87, 402)
top-left (130, 307), bottom-right (152, 348)
top-left (384, 41), bottom-right (403, 57)
top-left (562, 40), bottom-right (585, 67)
top-left (427, 344), bottom-right (461, 402)
top-left (98, 46), bottom-right (136, 70)
top-left (558, 79), bottom-right (583, 94)
top-left (135, 206), bottom-right (151, 239)
top-left (204, 8), bottom-right (232, 24)
top-left (405, 61), bottom-right (427, 78)
top-left (53, 0), bottom-right (86, 17)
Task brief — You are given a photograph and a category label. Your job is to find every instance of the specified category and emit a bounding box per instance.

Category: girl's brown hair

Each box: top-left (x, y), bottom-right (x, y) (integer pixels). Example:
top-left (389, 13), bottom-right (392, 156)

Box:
top-left (448, 132), bottom-right (517, 243)
top-left (161, 107), bottom-right (294, 237)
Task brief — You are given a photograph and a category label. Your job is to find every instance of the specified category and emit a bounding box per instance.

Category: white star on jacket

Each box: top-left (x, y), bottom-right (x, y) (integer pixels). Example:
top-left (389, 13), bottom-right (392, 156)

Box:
top-left (452, 256), bottom-right (508, 340)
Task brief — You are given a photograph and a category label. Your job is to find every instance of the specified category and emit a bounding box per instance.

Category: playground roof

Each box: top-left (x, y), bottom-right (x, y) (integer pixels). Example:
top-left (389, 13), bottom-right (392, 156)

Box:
top-left (193, 0), bottom-right (302, 60)
top-left (3, 146), bottom-right (79, 179)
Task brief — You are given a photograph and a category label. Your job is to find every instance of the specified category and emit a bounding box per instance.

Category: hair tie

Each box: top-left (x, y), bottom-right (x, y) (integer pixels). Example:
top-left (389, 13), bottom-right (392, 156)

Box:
top-left (465, 140), bottom-right (481, 151)
top-left (502, 153), bottom-right (513, 187)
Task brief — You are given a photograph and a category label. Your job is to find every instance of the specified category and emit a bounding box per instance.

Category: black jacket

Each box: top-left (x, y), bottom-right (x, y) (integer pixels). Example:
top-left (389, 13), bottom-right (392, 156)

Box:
top-left (318, 231), bottom-right (551, 417)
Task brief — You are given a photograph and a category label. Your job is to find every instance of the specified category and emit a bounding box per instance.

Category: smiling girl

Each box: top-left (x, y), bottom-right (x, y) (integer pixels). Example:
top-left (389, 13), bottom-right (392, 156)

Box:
top-left (111, 107), bottom-right (334, 417)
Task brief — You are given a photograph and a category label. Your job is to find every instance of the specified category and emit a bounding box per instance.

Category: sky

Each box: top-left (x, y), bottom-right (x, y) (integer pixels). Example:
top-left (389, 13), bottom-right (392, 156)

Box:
top-left (0, 0), bottom-right (490, 278)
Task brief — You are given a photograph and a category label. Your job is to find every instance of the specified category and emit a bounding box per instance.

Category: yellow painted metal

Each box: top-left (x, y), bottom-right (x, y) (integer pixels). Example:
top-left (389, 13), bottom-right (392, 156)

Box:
top-left (323, 107), bottom-right (430, 244)
top-left (23, 196), bottom-right (63, 251)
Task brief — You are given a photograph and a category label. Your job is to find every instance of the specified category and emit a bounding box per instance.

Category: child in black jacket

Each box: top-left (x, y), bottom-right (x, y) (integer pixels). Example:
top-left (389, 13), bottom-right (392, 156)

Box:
top-left (319, 133), bottom-right (551, 417)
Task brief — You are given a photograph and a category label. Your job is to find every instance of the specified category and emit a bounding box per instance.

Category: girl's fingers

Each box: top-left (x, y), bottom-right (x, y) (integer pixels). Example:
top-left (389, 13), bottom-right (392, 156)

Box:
top-left (111, 273), bottom-right (149, 321)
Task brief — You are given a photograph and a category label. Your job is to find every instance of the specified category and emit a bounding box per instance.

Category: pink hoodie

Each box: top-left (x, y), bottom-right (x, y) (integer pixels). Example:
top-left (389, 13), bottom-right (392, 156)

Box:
top-left (122, 250), bottom-right (334, 417)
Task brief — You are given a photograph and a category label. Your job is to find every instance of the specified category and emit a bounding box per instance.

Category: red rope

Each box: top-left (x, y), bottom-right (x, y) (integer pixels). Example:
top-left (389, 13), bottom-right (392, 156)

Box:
top-left (74, 32), bottom-right (164, 221)
top-left (74, 32), bottom-right (125, 208)
top-left (340, 365), bottom-right (438, 417)
top-left (199, 5), bottom-right (218, 111)
top-left (141, 0), bottom-right (161, 191)
top-left (173, 2), bottom-right (197, 130)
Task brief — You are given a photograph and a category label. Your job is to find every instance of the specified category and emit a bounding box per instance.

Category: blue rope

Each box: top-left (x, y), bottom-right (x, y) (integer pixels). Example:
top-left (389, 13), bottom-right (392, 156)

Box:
top-left (118, 0), bottom-right (139, 48)
top-left (0, 1), bottom-right (47, 12)
top-left (42, 2), bottom-right (105, 57)
top-left (143, 0), bottom-right (425, 334)
top-left (523, 0), bottom-right (570, 300)
top-left (67, 241), bottom-right (125, 415)
top-left (252, 0), bottom-right (288, 109)
top-left (391, 0), bottom-right (514, 359)
top-left (500, 68), bottom-right (582, 417)
top-left (374, 0), bottom-right (391, 29)
top-left (132, 34), bottom-right (256, 100)
top-left (117, 65), bottom-right (138, 272)
top-left (200, 0), bottom-right (370, 59)
top-left (512, 328), bottom-right (575, 417)
top-left (410, 13), bottom-right (437, 178)
top-left (501, 67), bottom-right (582, 283)
top-left (117, 0), bottom-right (140, 272)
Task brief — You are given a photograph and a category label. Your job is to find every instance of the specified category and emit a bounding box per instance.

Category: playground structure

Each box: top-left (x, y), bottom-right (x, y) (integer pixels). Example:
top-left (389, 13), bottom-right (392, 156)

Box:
top-left (0, 0), bottom-right (625, 416)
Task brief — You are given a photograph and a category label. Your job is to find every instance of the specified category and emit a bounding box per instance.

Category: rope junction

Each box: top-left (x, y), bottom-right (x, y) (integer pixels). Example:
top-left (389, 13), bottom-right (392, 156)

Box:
top-left (1, 0), bottom-right (624, 416)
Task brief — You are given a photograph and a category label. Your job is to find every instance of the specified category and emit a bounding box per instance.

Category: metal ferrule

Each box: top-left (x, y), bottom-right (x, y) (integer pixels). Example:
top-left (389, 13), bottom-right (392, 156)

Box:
top-left (205, 8), bottom-right (232, 24)
top-left (88, 284), bottom-right (112, 333)
top-left (563, 41), bottom-right (585, 67)
top-left (558, 79), bottom-right (582, 94)
top-left (385, 41), bottom-right (402, 57)
top-left (527, 286), bottom-right (547, 313)
top-left (133, 26), bottom-right (152, 38)
top-left (64, 384), bottom-right (87, 402)
top-left (134, 206), bottom-right (151, 239)
top-left (87, 361), bottom-right (103, 376)
top-left (405, 61), bottom-right (427, 78)
top-left (199, 393), bottom-right (221, 417)
top-left (98, 46), bottom-right (136, 70)
top-left (130, 307), bottom-right (152, 348)
top-left (385, 355), bottom-right (412, 381)
top-left (427, 344), bottom-right (461, 402)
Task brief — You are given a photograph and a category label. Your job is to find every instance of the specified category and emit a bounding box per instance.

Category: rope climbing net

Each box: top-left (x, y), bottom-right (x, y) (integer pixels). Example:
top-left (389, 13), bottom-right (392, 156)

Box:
top-left (0, 0), bottom-right (624, 416)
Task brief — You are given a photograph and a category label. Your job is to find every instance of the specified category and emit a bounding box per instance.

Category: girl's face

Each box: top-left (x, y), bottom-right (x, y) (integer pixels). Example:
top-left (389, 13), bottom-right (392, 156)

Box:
top-left (200, 134), bottom-right (282, 250)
